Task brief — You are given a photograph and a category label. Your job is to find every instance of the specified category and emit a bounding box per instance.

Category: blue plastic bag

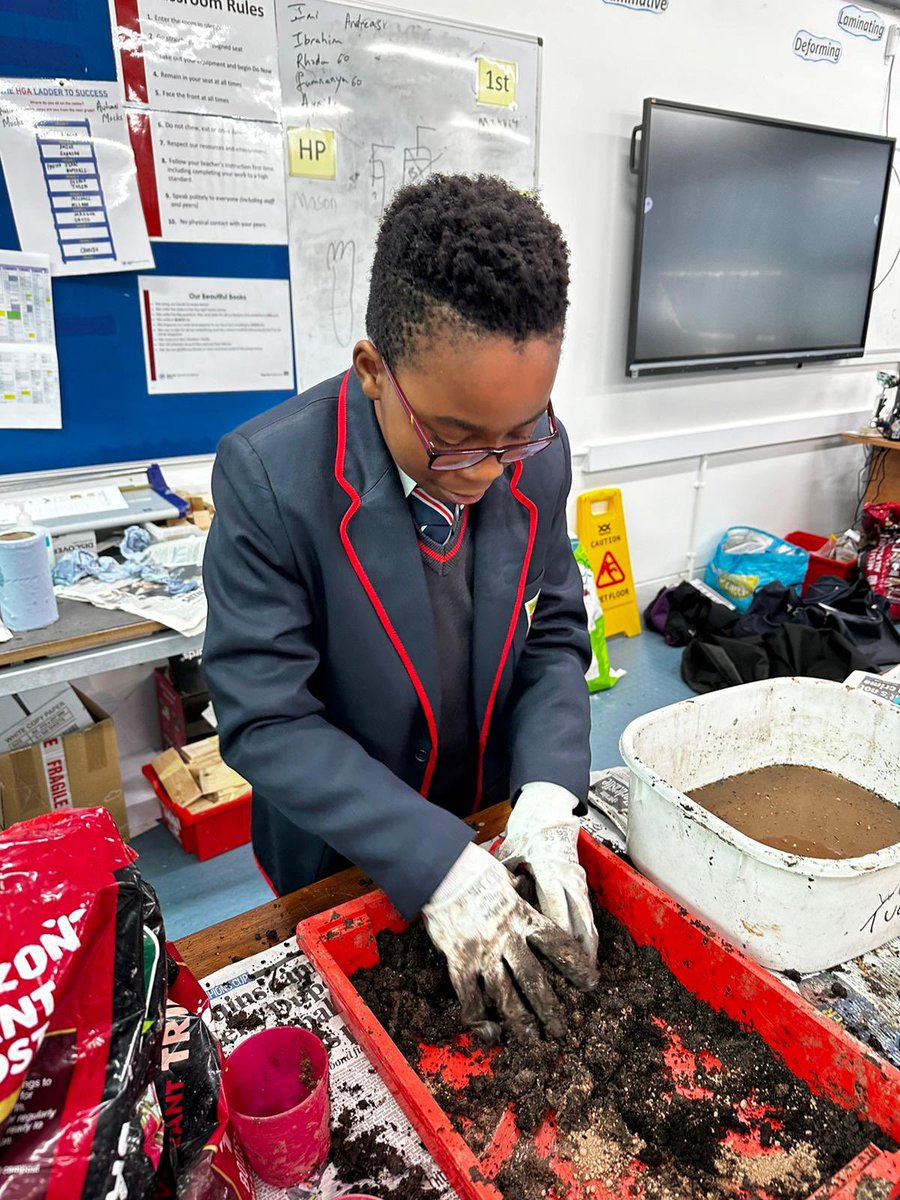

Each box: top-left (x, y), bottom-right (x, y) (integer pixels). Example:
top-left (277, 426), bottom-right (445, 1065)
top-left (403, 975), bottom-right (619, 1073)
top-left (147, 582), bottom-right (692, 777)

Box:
top-left (705, 527), bottom-right (808, 611)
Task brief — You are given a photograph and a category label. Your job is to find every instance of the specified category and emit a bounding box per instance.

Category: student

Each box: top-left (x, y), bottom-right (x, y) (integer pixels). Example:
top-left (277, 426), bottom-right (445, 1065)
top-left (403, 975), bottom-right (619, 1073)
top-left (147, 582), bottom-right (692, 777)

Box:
top-left (203, 174), bottom-right (598, 1041)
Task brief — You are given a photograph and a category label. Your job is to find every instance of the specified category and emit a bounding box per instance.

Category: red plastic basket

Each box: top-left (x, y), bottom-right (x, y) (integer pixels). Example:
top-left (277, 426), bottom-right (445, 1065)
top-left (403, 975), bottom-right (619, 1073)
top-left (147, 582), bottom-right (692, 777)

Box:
top-left (141, 762), bottom-right (251, 861)
top-left (297, 833), bottom-right (900, 1200)
top-left (786, 531), bottom-right (857, 595)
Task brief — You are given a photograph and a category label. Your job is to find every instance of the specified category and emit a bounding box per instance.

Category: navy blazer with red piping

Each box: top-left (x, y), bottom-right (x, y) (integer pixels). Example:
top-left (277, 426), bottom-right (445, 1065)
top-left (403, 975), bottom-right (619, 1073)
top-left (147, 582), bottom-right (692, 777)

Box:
top-left (202, 368), bottom-right (591, 918)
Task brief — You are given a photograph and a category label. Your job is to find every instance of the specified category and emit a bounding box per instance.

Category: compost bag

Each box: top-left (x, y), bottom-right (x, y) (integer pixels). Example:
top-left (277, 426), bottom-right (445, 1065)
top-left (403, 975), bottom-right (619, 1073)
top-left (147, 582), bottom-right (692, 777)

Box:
top-left (862, 501), bottom-right (900, 621)
top-left (0, 807), bottom-right (253, 1200)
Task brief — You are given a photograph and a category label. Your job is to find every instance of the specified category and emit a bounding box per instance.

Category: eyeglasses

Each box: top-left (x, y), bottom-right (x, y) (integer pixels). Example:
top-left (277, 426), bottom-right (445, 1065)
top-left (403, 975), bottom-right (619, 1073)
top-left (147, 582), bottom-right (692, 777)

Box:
top-left (380, 356), bottom-right (559, 472)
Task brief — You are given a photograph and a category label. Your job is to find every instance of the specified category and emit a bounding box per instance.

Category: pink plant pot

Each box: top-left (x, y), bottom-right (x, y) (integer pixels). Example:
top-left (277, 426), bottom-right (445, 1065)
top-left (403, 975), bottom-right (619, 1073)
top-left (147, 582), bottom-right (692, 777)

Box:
top-left (223, 1025), bottom-right (330, 1187)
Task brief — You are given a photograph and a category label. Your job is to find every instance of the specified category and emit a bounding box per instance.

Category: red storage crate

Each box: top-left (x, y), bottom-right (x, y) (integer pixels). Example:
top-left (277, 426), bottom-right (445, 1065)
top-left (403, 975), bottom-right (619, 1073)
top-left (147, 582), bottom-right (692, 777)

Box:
top-left (297, 833), bottom-right (900, 1200)
top-left (141, 762), bottom-right (251, 860)
top-left (786, 531), bottom-right (857, 595)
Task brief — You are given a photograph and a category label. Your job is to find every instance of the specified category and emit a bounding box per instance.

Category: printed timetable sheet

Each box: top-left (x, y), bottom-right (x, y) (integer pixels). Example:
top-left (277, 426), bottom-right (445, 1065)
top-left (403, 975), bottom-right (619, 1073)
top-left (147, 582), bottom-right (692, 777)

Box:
top-left (0, 251), bottom-right (61, 430)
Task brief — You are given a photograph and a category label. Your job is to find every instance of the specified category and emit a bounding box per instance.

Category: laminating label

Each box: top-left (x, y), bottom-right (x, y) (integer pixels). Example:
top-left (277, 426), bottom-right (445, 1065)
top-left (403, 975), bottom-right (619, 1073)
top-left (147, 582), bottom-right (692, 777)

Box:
top-left (837, 5), bottom-right (885, 41)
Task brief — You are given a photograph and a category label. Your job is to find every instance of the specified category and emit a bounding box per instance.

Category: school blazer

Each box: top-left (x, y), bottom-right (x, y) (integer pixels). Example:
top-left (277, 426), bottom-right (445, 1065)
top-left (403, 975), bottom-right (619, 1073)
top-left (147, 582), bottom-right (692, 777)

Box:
top-left (202, 369), bottom-right (591, 917)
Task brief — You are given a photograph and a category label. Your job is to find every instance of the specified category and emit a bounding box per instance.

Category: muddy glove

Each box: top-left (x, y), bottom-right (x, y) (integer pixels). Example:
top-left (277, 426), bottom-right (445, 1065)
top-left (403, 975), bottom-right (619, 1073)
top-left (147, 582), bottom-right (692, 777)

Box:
top-left (496, 783), bottom-right (600, 960)
top-left (422, 842), bottom-right (599, 1043)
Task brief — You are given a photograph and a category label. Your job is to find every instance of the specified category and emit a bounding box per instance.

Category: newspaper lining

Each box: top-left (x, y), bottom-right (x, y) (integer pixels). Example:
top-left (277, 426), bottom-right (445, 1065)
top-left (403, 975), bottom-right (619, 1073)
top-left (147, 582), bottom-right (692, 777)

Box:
top-left (55, 573), bottom-right (207, 636)
top-left (203, 940), bottom-right (454, 1199)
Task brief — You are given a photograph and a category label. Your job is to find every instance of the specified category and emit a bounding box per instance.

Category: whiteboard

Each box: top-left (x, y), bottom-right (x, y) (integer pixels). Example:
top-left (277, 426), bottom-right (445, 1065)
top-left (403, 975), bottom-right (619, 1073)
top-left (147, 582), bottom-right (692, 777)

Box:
top-left (866, 158), bottom-right (900, 355)
top-left (275, 1), bottom-right (541, 387)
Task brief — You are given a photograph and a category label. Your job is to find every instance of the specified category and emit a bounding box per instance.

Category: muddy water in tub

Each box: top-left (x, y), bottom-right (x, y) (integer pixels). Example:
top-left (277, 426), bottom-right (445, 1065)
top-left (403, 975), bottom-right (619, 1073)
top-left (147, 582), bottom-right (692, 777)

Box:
top-left (689, 765), bottom-right (900, 858)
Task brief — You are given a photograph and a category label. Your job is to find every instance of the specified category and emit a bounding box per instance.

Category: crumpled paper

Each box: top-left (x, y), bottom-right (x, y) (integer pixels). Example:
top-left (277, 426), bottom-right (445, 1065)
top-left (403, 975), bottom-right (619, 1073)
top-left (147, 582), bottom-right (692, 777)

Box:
top-left (53, 525), bottom-right (198, 596)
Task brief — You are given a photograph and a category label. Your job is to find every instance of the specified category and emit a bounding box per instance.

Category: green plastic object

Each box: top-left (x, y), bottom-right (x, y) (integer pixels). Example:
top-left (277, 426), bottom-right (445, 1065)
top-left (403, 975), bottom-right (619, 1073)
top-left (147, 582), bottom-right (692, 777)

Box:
top-left (571, 536), bottom-right (618, 693)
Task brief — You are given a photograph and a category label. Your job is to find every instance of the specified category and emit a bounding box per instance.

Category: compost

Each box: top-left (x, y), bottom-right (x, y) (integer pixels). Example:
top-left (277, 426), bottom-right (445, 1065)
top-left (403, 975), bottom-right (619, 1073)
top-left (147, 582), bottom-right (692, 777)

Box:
top-left (354, 900), bottom-right (893, 1199)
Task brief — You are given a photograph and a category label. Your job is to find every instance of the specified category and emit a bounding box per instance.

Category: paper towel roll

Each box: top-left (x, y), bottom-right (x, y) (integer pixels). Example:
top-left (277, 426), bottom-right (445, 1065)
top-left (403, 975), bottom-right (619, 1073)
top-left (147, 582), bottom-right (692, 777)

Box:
top-left (0, 528), bottom-right (59, 632)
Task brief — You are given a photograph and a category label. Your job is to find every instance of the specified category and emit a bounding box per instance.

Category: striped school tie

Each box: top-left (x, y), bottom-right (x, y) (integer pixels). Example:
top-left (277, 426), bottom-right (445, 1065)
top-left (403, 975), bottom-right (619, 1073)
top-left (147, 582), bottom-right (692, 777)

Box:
top-left (408, 487), bottom-right (458, 545)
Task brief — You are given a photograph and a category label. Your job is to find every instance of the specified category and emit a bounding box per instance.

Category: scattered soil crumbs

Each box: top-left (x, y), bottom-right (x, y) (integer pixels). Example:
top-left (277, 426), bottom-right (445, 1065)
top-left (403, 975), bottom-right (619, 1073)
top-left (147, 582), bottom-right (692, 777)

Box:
top-left (354, 900), bottom-right (894, 1200)
top-left (330, 1108), bottom-right (445, 1200)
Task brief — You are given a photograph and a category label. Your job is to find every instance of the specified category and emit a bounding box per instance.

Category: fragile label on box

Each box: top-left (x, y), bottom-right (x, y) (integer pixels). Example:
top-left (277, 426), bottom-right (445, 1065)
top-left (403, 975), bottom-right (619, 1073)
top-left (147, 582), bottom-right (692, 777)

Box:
top-left (39, 736), bottom-right (72, 811)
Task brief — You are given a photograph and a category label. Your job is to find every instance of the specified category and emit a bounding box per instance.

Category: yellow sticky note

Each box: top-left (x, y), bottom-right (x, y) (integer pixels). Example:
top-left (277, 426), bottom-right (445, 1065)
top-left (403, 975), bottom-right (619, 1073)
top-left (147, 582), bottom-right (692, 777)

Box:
top-left (477, 57), bottom-right (517, 108)
top-left (287, 127), bottom-right (336, 179)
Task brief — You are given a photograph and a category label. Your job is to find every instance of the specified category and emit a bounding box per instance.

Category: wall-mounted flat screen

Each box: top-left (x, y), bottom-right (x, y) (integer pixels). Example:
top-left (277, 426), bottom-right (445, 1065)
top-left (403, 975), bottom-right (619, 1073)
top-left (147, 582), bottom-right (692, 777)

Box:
top-left (627, 99), bottom-right (895, 376)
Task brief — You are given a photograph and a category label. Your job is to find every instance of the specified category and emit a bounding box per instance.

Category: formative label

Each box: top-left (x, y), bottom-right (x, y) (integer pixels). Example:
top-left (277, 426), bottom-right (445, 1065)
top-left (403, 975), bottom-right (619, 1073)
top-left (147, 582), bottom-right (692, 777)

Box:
top-left (837, 4), bottom-right (885, 41)
top-left (794, 30), bottom-right (842, 63)
top-left (602, 0), bottom-right (669, 10)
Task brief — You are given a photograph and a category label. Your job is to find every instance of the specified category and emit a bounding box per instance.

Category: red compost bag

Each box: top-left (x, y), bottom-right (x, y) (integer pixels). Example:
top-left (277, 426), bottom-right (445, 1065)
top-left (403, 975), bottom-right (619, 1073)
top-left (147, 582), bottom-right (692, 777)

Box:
top-left (0, 808), bottom-right (254, 1200)
top-left (153, 950), bottom-right (255, 1200)
top-left (0, 807), bottom-right (165, 1199)
top-left (862, 502), bottom-right (900, 620)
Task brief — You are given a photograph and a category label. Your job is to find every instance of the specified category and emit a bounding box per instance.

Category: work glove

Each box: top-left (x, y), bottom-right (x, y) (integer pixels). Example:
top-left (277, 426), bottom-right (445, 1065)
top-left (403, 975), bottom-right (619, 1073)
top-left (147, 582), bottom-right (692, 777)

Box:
top-left (496, 783), bottom-right (600, 961)
top-left (422, 842), bottom-right (599, 1043)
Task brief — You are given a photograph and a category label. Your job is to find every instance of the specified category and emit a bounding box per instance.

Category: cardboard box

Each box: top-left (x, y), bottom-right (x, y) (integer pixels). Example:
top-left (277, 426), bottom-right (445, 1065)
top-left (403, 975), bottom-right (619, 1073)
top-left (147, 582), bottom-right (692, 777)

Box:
top-left (0, 689), bottom-right (128, 839)
top-left (0, 684), bottom-right (94, 754)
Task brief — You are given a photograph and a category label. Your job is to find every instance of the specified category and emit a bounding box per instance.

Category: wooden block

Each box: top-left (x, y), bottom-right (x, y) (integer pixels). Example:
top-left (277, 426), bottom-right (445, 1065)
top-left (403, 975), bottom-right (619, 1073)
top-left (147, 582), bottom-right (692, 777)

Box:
top-left (214, 783), bottom-right (250, 804)
top-left (183, 795), bottom-right (219, 814)
top-left (196, 760), bottom-right (247, 795)
top-left (152, 747), bottom-right (202, 806)
top-left (183, 783), bottom-right (249, 813)
top-left (192, 510), bottom-right (213, 531)
top-left (180, 736), bottom-right (219, 763)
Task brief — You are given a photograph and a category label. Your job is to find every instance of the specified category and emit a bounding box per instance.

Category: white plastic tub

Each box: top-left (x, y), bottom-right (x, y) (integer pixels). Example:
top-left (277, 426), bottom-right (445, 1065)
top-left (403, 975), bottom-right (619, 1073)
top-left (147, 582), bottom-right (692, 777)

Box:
top-left (620, 677), bottom-right (900, 973)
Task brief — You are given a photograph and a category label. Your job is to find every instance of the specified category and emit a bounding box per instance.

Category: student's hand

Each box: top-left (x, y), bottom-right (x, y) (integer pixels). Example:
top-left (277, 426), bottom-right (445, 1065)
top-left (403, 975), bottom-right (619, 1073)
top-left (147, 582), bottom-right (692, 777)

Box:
top-left (422, 843), bottom-right (598, 1043)
top-left (496, 784), bottom-right (599, 960)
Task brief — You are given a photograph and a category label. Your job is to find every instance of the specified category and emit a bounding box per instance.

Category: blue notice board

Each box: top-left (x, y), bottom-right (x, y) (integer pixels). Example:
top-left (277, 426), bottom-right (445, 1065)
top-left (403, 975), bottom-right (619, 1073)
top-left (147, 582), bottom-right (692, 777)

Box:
top-left (0, 0), bottom-right (294, 475)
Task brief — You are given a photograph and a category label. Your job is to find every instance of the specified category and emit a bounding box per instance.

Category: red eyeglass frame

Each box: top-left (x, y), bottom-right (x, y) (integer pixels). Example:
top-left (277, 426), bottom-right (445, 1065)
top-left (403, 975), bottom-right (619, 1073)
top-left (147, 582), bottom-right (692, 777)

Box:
top-left (380, 356), bottom-right (559, 471)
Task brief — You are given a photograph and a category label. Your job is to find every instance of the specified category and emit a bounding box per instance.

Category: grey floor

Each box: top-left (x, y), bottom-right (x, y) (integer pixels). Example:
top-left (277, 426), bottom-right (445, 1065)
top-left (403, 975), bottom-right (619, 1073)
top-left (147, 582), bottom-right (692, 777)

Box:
top-left (133, 631), bottom-right (693, 942)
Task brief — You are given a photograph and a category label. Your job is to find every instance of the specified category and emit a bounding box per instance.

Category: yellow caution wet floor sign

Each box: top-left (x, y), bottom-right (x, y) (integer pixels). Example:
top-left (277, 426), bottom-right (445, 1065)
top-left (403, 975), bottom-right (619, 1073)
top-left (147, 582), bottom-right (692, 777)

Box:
top-left (576, 488), bottom-right (641, 638)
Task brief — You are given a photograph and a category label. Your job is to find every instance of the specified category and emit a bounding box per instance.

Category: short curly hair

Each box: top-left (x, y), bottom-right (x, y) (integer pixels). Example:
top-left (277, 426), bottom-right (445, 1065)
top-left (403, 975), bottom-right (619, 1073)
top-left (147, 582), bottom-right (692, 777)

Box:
top-left (366, 174), bottom-right (569, 368)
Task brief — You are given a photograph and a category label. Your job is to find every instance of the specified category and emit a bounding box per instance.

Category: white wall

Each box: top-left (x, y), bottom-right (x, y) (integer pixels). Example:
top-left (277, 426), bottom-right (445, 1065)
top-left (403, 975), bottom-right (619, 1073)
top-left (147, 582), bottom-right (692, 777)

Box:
top-left (4, 0), bottom-right (896, 591)
top-left (371, 0), bottom-right (900, 596)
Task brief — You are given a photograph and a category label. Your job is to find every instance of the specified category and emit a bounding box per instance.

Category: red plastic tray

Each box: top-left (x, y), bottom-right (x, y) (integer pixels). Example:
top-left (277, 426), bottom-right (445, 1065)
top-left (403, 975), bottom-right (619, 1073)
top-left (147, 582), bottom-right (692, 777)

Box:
top-left (297, 833), bottom-right (900, 1200)
top-left (141, 763), bottom-right (251, 860)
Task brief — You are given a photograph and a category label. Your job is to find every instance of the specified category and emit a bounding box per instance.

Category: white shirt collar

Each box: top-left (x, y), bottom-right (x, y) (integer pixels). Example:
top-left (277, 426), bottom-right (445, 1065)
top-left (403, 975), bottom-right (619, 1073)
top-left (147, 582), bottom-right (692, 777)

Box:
top-left (397, 465), bottom-right (417, 499)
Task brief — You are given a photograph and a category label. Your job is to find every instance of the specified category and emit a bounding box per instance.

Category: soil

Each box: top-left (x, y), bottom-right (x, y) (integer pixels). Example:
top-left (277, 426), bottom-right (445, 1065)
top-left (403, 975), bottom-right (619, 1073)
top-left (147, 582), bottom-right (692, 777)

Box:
top-left (353, 899), bottom-right (894, 1200)
top-left (330, 1107), bottom-right (446, 1200)
top-left (689, 764), bottom-right (900, 859)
